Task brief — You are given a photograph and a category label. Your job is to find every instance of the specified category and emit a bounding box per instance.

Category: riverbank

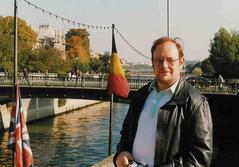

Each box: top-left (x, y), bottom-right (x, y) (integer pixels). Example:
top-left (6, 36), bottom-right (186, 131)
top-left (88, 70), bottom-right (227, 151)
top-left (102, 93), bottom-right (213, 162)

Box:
top-left (0, 102), bottom-right (129, 166)
top-left (0, 98), bottom-right (101, 130)
top-left (92, 154), bottom-right (114, 167)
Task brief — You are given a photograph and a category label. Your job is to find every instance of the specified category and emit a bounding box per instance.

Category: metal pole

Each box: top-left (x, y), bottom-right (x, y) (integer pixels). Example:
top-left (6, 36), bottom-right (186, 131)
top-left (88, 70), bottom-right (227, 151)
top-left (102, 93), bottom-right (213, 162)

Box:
top-left (14, 0), bottom-right (18, 87)
top-left (167, 0), bottom-right (170, 37)
top-left (12, 1), bottom-right (18, 166)
top-left (108, 94), bottom-right (113, 156)
top-left (108, 24), bottom-right (115, 156)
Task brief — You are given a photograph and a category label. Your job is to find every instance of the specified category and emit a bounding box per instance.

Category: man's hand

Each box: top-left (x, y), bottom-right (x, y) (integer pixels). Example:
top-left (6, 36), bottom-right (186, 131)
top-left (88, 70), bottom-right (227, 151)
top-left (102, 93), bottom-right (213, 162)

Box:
top-left (116, 151), bottom-right (134, 167)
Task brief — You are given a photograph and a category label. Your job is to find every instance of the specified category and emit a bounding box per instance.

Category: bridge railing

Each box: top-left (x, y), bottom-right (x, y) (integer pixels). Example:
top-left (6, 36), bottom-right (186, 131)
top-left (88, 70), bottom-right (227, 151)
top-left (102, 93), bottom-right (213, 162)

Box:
top-left (0, 75), bottom-right (238, 94)
top-left (0, 75), bottom-right (153, 89)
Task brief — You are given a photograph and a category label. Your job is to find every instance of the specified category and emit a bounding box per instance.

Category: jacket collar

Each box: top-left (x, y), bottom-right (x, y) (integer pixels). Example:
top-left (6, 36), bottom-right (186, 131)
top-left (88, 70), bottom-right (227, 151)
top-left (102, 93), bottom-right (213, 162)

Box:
top-left (148, 78), bottom-right (179, 94)
top-left (148, 75), bottom-right (187, 107)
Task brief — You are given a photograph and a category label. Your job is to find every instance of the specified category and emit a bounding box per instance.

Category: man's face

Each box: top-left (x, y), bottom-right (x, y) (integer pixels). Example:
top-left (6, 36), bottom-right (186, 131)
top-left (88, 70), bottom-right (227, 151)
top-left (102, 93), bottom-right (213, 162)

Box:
top-left (152, 41), bottom-right (184, 88)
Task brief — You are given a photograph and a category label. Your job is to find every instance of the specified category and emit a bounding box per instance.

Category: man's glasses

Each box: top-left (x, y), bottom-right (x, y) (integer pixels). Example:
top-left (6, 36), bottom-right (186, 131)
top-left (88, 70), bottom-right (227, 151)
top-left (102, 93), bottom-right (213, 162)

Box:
top-left (128, 160), bottom-right (148, 167)
top-left (153, 57), bottom-right (181, 66)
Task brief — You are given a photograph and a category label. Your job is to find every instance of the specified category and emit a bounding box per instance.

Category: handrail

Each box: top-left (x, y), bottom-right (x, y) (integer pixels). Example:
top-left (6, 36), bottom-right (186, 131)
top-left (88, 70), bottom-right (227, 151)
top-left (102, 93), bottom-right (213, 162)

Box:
top-left (0, 75), bottom-right (238, 94)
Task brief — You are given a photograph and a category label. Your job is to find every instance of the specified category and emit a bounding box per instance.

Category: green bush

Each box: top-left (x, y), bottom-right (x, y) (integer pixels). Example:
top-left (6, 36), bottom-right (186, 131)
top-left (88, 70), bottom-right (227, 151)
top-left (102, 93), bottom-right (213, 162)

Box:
top-left (58, 98), bottom-right (66, 107)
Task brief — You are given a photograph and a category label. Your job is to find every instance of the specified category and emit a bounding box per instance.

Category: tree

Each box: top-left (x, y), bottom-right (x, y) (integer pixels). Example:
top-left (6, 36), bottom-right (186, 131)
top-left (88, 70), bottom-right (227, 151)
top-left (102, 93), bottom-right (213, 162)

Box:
top-left (20, 48), bottom-right (65, 73)
top-left (192, 67), bottom-right (202, 76)
top-left (99, 51), bottom-right (110, 73)
top-left (78, 62), bottom-right (89, 74)
top-left (65, 28), bottom-right (90, 63)
top-left (201, 58), bottom-right (215, 77)
top-left (89, 58), bottom-right (103, 73)
top-left (185, 64), bottom-right (194, 73)
top-left (209, 27), bottom-right (239, 78)
top-left (0, 16), bottom-right (37, 73)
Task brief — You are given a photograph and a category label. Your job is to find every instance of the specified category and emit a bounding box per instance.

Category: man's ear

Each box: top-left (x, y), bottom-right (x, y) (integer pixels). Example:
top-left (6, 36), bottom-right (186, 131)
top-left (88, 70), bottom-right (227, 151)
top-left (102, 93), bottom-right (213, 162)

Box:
top-left (179, 57), bottom-right (185, 68)
top-left (152, 63), bottom-right (155, 70)
top-left (152, 59), bottom-right (155, 70)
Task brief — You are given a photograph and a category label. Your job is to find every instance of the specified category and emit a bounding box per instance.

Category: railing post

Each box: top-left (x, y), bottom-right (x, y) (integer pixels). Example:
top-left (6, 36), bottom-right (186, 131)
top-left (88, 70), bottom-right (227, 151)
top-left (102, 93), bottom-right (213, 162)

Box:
top-left (64, 77), bottom-right (67, 87)
top-left (81, 74), bottom-right (85, 87)
top-left (99, 74), bottom-right (104, 88)
top-left (45, 75), bottom-right (49, 86)
top-left (235, 83), bottom-right (238, 94)
top-left (28, 76), bottom-right (32, 86)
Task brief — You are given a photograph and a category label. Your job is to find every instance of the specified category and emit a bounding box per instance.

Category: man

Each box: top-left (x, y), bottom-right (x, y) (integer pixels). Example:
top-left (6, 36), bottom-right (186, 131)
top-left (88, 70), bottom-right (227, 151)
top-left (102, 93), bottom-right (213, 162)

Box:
top-left (113, 37), bottom-right (213, 167)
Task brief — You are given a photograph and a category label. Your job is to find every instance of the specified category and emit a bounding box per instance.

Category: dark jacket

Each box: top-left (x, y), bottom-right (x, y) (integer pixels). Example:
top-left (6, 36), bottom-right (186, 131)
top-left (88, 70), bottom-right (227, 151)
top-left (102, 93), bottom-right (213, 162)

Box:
top-left (113, 77), bottom-right (213, 167)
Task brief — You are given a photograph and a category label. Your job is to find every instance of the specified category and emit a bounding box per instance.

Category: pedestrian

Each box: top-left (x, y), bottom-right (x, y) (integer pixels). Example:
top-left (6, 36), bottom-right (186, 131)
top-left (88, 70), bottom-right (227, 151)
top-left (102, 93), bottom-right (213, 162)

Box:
top-left (4, 70), bottom-right (8, 79)
top-left (218, 74), bottom-right (224, 90)
top-left (45, 69), bottom-right (49, 80)
top-left (113, 37), bottom-right (213, 167)
top-left (23, 68), bottom-right (29, 80)
top-left (67, 71), bottom-right (71, 81)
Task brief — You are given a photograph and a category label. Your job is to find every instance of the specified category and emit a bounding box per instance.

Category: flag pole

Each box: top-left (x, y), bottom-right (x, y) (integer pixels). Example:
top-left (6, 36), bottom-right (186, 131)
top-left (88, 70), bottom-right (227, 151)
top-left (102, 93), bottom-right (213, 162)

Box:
top-left (13, 0), bottom-right (18, 166)
top-left (108, 93), bottom-right (113, 156)
top-left (108, 24), bottom-right (115, 156)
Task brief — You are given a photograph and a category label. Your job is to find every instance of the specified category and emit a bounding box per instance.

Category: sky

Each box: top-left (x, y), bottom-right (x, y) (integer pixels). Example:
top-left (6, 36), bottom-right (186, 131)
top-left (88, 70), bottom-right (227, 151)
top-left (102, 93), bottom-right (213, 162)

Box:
top-left (0, 0), bottom-right (239, 63)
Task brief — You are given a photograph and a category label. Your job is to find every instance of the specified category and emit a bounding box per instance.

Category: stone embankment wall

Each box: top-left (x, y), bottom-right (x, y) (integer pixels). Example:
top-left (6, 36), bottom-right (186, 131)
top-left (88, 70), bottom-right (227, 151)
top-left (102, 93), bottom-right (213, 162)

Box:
top-left (0, 98), bottom-right (100, 130)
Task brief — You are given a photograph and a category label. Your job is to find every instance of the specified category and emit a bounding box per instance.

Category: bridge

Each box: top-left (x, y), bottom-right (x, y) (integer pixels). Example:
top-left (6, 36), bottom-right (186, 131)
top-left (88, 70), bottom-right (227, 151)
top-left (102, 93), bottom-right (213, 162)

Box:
top-left (1, 74), bottom-right (239, 160)
top-left (0, 75), bottom-right (238, 104)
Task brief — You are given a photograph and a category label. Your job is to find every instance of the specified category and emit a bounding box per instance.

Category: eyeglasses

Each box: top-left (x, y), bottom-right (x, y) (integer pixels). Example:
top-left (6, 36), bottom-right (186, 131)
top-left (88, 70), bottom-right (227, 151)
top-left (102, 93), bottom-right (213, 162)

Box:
top-left (153, 57), bottom-right (181, 66)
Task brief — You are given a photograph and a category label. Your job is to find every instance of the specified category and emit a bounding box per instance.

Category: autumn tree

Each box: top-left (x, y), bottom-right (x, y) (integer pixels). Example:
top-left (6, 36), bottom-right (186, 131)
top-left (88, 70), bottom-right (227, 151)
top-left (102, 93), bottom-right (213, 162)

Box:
top-left (0, 16), bottom-right (37, 73)
top-left (65, 28), bottom-right (90, 63)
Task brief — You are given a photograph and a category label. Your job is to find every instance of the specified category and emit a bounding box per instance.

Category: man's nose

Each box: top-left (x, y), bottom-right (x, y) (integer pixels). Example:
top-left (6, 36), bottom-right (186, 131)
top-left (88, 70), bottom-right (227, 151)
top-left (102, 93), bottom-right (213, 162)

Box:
top-left (161, 59), bottom-right (169, 67)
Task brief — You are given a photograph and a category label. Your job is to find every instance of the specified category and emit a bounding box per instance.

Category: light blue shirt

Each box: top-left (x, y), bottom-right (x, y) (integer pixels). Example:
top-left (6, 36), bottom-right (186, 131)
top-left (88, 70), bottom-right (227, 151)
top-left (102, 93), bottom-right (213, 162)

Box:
top-left (132, 79), bottom-right (179, 167)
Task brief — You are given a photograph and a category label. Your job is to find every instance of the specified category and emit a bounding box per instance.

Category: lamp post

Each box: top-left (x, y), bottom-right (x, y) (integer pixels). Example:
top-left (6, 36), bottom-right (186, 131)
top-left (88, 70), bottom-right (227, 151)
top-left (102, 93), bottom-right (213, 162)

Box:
top-left (167, 0), bottom-right (170, 37)
top-left (14, 0), bottom-right (18, 86)
top-left (76, 56), bottom-right (79, 84)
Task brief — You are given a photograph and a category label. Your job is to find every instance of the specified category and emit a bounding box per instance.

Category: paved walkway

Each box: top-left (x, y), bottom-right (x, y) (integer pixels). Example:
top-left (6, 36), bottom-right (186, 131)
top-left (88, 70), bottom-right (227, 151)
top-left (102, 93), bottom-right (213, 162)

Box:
top-left (92, 154), bottom-right (114, 167)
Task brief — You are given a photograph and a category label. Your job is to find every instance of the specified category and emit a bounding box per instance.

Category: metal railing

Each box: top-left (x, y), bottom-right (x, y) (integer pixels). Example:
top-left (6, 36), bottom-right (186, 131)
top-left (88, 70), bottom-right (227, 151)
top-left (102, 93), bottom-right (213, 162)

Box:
top-left (0, 75), bottom-right (152, 90)
top-left (0, 75), bottom-right (238, 94)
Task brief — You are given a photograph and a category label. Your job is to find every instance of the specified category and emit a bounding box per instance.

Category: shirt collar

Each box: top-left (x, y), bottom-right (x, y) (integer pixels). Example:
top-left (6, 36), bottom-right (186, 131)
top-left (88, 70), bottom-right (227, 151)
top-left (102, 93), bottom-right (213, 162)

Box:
top-left (148, 77), bottom-right (180, 94)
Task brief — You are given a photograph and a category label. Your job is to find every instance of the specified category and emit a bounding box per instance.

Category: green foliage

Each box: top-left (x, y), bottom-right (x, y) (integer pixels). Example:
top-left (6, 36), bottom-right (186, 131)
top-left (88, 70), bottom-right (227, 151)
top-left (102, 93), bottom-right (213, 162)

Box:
top-left (201, 58), bottom-right (215, 76)
top-left (99, 52), bottom-right (110, 73)
top-left (58, 98), bottom-right (66, 107)
top-left (0, 16), bottom-right (37, 73)
top-left (209, 27), bottom-right (239, 78)
top-left (192, 67), bottom-right (202, 76)
top-left (188, 62), bottom-right (202, 75)
top-left (69, 51), bottom-right (110, 74)
top-left (192, 62), bottom-right (201, 69)
top-left (78, 62), bottom-right (90, 74)
top-left (89, 58), bottom-right (103, 73)
top-left (185, 64), bottom-right (194, 73)
top-left (19, 48), bottom-right (65, 73)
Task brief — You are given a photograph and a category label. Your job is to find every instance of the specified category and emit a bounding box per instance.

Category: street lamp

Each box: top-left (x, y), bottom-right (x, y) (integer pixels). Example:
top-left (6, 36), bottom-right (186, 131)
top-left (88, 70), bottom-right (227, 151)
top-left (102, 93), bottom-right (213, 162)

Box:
top-left (76, 56), bottom-right (79, 82)
top-left (167, 0), bottom-right (170, 37)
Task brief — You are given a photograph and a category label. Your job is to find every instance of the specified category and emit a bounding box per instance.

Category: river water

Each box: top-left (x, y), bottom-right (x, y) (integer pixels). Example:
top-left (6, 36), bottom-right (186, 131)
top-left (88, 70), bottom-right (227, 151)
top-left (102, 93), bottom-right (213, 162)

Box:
top-left (1, 101), bottom-right (239, 167)
top-left (0, 102), bottom-right (129, 167)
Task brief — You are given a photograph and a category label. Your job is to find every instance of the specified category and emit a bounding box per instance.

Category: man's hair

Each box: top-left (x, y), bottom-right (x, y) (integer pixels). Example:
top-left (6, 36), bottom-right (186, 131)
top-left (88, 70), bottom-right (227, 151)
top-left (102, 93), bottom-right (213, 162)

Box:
top-left (151, 37), bottom-right (184, 61)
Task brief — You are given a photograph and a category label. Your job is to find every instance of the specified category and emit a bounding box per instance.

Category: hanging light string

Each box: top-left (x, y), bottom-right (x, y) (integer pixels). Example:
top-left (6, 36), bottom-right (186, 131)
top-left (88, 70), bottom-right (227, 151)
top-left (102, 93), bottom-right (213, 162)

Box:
top-left (22, 0), bottom-right (110, 30)
top-left (22, 0), bottom-right (150, 59)
top-left (114, 26), bottom-right (150, 59)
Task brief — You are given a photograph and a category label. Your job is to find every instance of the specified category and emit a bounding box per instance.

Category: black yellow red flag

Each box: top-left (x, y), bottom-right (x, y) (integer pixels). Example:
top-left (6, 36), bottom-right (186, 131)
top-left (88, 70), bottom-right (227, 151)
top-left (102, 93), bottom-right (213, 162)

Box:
top-left (107, 29), bottom-right (129, 98)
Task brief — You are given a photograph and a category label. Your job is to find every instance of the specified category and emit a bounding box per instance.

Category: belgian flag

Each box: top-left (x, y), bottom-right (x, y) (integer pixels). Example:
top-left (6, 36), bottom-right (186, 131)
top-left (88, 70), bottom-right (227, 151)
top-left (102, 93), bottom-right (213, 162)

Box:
top-left (107, 26), bottom-right (129, 98)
